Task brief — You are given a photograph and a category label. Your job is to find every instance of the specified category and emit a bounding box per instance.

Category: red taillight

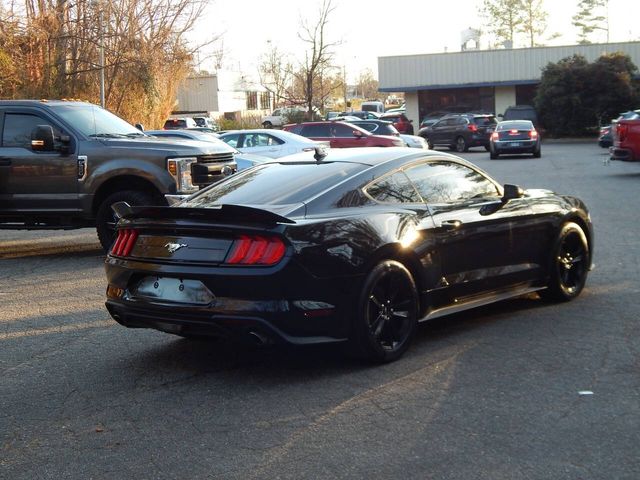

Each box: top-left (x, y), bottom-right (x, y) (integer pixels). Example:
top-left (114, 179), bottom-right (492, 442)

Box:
top-left (617, 124), bottom-right (628, 141)
top-left (225, 235), bottom-right (286, 265)
top-left (491, 132), bottom-right (499, 141)
top-left (468, 124), bottom-right (478, 132)
top-left (110, 229), bottom-right (139, 257)
top-left (508, 129), bottom-right (519, 135)
top-left (529, 130), bottom-right (538, 139)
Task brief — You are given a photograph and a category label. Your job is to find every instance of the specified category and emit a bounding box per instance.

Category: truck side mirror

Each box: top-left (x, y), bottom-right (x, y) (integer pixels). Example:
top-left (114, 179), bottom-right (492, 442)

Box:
top-left (31, 125), bottom-right (55, 151)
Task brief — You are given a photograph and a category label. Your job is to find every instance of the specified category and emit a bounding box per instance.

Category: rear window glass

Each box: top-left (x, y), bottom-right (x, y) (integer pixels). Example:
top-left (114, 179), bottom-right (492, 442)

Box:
top-left (164, 119), bottom-right (186, 128)
top-left (473, 116), bottom-right (496, 126)
top-left (497, 121), bottom-right (533, 131)
top-left (185, 161), bottom-right (367, 207)
top-left (301, 124), bottom-right (331, 137)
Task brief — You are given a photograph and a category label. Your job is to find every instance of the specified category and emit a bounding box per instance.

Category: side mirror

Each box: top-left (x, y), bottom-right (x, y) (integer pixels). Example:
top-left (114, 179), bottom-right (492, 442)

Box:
top-left (502, 183), bottom-right (524, 201)
top-left (135, 123), bottom-right (145, 131)
top-left (353, 130), bottom-right (364, 138)
top-left (31, 125), bottom-right (55, 151)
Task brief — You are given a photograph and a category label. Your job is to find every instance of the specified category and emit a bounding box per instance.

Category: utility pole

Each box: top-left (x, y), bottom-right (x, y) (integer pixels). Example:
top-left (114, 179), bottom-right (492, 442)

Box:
top-left (99, 7), bottom-right (105, 108)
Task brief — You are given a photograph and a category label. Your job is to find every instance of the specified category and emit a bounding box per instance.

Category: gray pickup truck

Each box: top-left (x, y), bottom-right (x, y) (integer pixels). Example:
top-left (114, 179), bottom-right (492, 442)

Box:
top-left (0, 100), bottom-right (237, 250)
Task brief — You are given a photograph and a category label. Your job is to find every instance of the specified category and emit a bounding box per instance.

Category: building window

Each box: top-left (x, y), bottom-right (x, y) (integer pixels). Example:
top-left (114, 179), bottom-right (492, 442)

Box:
top-left (260, 92), bottom-right (271, 110)
top-left (246, 91), bottom-right (258, 110)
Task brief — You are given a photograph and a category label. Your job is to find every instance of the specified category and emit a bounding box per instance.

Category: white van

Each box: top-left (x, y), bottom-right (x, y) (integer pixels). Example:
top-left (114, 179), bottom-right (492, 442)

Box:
top-left (361, 101), bottom-right (385, 114)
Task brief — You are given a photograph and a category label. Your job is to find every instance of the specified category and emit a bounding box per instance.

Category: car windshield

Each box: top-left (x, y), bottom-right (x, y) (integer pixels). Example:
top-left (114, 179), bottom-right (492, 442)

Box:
top-left (55, 104), bottom-right (143, 137)
top-left (185, 161), bottom-right (367, 207)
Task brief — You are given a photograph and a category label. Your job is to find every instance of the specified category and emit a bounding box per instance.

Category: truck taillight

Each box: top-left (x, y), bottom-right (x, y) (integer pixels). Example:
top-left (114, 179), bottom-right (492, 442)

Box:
top-left (110, 229), bottom-right (139, 257)
top-left (225, 235), bottom-right (286, 265)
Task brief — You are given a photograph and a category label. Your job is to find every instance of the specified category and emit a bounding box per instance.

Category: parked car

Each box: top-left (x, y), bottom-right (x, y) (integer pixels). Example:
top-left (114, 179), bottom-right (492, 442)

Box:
top-left (283, 121), bottom-right (405, 148)
top-left (339, 110), bottom-right (381, 120)
top-left (217, 129), bottom-right (325, 159)
top-left (501, 105), bottom-right (539, 128)
top-left (419, 111), bottom-right (451, 128)
top-left (489, 120), bottom-right (541, 159)
top-left (105, 147), bottom-right (593, 363)
top-left (262, 107), bottom-right (318, 128)
top-left (610, 116), bottom-right (640, 161)
top-left (380, 112), bottom-right (414, 135)
top-left (360, 101), bottom-right (385, 114)
top-left (598, 125), bottom-right (613, 148)
top-left (145, 129), bottom-right (269, 170)
top-left (163, 117), bottom-right (197, 129)
top-left (349, 119), bottom-right (400, 137)
top-left (419, 113), bottom-right (497, 152)
top-left (192, 116), bottom-right (219, 131)
top-left (348, 119), bottom-right (425, 148)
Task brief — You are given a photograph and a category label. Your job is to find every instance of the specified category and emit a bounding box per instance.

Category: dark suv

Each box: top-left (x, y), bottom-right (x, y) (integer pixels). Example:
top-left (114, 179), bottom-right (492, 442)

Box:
top-left (418, 113), bottom-right (496, 152)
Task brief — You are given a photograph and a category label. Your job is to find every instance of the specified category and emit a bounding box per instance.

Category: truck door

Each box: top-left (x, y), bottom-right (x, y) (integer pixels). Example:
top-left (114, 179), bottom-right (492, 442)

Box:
top-left (0, 109), bottom-right (80, 215)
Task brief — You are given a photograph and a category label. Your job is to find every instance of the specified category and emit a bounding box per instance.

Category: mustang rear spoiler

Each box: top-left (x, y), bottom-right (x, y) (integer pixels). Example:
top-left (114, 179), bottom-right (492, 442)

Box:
top-left (112, 202), bottom-right (296, 225)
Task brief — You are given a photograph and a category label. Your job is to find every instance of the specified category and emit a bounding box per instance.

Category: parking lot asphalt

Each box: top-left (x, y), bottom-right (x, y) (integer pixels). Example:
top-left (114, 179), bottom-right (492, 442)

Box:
top-left (1, 141), bottom-right (639, 479)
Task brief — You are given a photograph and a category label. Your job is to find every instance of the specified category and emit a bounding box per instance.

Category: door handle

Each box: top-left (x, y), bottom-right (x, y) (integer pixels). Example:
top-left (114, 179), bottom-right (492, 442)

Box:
top-left (440, 220), bottom-right (462, 230)
top-left (0, 157), bottom-right (11, 166)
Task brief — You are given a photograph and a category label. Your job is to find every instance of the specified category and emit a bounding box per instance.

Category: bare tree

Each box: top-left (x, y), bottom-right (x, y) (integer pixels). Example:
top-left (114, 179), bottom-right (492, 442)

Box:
top-left (356, 68), bottom-right (379, 100)
top-left (258, 42), bottom-right (294, 108)
top-left (0, 0), bottom-right (220, 127)
top-left (294, 0), bottom-right (340, 119)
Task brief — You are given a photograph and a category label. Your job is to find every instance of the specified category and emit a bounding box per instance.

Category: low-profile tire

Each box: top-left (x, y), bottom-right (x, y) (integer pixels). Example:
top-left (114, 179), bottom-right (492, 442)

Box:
top-left (490, 149), bottom-right (498, 159)
top-left (96, 190), bottom-right (155, 251)
top-left (454, 136), bottom-right (468, 152)
top-left (349, 260), bottom-right (419, 363)
top-left (262, 121), bottom-right (273, 129)
top-left (540, 222), bottom-right (589, 302)
top-left (533, 147), bottom-right (541, 158)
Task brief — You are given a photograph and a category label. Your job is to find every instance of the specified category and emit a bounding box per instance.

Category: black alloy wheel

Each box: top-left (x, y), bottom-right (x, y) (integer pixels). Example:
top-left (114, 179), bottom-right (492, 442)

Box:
top-left (96, 190), bottom-right (155, 252)
top-left (351, 260), bottom-right (418, 362)
top-left (454, 136), bottom-right (468, 152)
top-left (541, 222), bottom-right (589, 302)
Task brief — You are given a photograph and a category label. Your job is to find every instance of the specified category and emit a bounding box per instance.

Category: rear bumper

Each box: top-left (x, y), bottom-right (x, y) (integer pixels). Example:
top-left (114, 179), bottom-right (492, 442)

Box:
top-left (610, 146), bottom-right (638, 161)
top-left (492, 139), bottom-right (538, 153)
top-left (104, 257), bottom-right (360, 345)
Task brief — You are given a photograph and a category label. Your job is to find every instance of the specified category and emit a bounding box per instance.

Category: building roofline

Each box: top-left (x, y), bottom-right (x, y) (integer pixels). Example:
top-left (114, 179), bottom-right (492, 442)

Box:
top-left (379, 79), bottom-right (540, 92)
top-left (378, 40), bottom-right (640, 61)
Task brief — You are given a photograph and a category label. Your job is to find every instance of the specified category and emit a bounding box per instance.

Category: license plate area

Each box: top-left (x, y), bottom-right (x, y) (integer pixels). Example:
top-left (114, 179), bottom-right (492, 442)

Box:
top-left (131, 277), bottom-right (215, 305)
top-left (509, 142), bottom-right (522, 147)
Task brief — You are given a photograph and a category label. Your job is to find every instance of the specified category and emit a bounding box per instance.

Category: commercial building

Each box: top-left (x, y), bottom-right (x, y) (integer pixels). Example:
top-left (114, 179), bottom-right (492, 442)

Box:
top-left (378, 41), bottom-right (640, 127)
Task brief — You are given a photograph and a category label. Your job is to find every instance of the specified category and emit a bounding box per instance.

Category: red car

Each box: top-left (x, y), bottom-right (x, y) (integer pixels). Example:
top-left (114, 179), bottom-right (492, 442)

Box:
top-left (283, 121), bottom-right (406, 148)
top-left (611, 118), bottom-right (640, 161)
top-left (379, 113), bottom-right (414, 135)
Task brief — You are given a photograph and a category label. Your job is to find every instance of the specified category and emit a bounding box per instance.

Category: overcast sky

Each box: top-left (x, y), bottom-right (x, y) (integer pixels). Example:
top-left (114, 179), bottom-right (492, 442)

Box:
top-left (191, 0), bottom-right (640, 82)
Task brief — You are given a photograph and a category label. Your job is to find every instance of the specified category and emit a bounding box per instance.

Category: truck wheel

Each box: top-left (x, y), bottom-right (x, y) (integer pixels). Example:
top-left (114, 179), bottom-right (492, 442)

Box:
top-left (96, 190), bottom-right (154, 251)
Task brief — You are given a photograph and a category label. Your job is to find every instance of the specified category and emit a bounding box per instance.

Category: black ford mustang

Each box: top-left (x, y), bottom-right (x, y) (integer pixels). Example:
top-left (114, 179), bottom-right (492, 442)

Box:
top-left (105, 147), bottom-right (592, 362)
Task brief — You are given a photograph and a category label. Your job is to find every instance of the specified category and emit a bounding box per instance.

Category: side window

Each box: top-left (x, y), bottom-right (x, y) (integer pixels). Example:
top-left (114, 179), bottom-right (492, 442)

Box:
top-left (2, 113), bottom-right (59, 148)
top-left (364, 171), bottom-right (421, 204)
top-left (221, 133), bottom-right (240, 148)
top-left (301, 124), bottom-right (330, 137)
top-left (265, 134), bottom-right (284, 146)
top-left (332, 124), bottom-right (355, 137)
top-left (405, 161), bottom-right (500, 204)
